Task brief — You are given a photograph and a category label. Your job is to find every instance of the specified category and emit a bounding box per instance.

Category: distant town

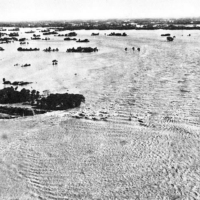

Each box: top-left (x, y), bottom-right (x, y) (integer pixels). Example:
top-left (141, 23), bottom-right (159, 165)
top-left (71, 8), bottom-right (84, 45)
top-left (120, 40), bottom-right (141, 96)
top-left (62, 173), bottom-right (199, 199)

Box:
top-left (1, 18), bottom-right (200, 30)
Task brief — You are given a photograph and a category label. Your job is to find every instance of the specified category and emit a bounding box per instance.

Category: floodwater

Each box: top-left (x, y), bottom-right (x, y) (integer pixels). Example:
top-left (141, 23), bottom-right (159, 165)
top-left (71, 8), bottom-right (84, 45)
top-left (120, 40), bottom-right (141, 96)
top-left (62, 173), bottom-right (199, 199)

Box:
top-left (1, 28), bottom-right (200, 124)
top-left (1, 28), bottom-right (200, 200)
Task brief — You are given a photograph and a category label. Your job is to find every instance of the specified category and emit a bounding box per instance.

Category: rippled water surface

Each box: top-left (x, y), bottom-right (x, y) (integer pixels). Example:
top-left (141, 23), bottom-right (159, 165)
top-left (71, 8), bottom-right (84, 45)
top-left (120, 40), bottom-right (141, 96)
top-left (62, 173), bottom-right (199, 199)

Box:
top-left (2, 28), bottom-right (200, 200)
top-left (1, 28), bottom-right (200, 124)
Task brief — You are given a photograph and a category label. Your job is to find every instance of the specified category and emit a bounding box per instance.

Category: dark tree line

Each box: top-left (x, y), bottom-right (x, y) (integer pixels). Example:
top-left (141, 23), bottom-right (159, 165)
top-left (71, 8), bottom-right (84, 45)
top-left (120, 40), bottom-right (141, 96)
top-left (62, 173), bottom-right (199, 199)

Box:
top-left (17, 47), bottom-right (40, 51)
top-left (37, 93), bottom-right (85, 110)
top-left (0, 87), bottom-right (39, 104)
top-left (66, 47), bottom-right (98, 52)
top-left (0, 87), bottom-right (85, 111)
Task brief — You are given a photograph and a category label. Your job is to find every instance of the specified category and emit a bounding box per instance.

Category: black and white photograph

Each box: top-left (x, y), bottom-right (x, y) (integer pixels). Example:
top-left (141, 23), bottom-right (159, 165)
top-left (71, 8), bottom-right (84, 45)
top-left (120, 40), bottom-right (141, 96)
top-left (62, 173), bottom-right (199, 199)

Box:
top-left (1, 0), bottom-right (200, 199)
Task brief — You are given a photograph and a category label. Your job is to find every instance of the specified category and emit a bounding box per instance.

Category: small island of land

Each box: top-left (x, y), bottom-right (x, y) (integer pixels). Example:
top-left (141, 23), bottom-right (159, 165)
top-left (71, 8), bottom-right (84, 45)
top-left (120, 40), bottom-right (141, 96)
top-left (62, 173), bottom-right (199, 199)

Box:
top-left (17, 47), bottom-right (40, 51)
top-left (108, 32), bottom-right (127, 36)
top-left (76, 39), bottom-right (89, 43)
top-left (66, 47), bottom-right (98, 52)
top-left (64, 37), bottom-right (77, 41)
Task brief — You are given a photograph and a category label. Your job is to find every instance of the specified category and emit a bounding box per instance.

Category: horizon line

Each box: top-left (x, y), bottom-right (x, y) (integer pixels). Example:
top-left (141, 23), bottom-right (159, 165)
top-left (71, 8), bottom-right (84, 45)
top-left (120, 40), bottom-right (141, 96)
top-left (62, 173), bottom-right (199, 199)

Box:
top-left (0, 16), bottom-right (200, 23)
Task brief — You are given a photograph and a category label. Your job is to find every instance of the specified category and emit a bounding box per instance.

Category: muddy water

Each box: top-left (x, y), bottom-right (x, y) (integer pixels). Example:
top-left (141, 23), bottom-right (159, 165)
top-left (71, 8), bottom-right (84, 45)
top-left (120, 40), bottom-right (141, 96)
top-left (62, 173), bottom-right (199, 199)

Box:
top-left (1, 28), bottom-right (200, 124)
top-left (1, 28), bottom-right (200, 200)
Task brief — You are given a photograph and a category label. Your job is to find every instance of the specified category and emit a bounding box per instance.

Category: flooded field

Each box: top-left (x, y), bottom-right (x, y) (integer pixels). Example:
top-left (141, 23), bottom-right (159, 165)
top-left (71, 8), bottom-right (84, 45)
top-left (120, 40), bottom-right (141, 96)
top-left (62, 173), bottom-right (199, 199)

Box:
top-left (1, 28), bottom-right (200, 200)
top-left (1, 28), bottom-right (200, 124)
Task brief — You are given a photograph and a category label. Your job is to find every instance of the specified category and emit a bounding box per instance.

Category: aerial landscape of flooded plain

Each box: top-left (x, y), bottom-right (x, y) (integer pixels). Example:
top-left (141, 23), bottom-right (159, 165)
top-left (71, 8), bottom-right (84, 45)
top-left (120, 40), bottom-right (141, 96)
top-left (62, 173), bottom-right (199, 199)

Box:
top-left (1, 26), bottom-right (200, 199)
top-left (1, 28), bottom-right (200, 123)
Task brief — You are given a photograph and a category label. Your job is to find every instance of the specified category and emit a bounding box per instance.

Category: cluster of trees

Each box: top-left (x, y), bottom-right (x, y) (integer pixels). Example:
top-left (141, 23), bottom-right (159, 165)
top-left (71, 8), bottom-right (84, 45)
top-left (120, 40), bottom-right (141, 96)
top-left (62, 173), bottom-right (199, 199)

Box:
top-left (0, 87), bottom-right (40, 104)
top-left (20, 42), bottom-right (28, 45)
top-left (0, 37), bottom-right (18, 42)
top-left (167, 36), bottom-right (174, 42)
top-left (76, 39), bottom-right (89, 43)
top-left (64, 37), bottom-right (77, 41)
top-left (19, 38), bottom-right (26, 41)
top-left (57, 32), bottom-right (77, 37)
top-left (31, 37), bottom-right (41, 40)
top-left (161, 34), bottom-right (170, 36)
top-left (43, 31), bottom-right (58, 35)
top-left (66, 47), bottom-right (98, 52)
top-left (108, 32), bottom-right (127, 36)
top-left (37, 93), bottom-right (85, 110)
top-left (3, 78), bottom-right (32, 85)
top-left (0, 87), bottom-right (85, 111)
top-left (8, 28), bottom-right (19, 31)
top-left (42, 37), bottom-right (50, 40)
top-left (9, 32), bottom-right (19, 37)
top-left (57, 34), bottom-right (69, 37)
top-left (0, 32), bottom-right (7, 37)
top-left (39, 29), bottom-right (50, 32)
top-left (91, 33), bottom-right (99, 36)
top-left (21, 64), bottom-right (31, 67)
top-left (66, 32), bottom-right (77, 37)
top-left (25, 30), bottom-right (35, 33)
top-left (31, 34), bottom-right (41, 40)
top-left (43, 47), bottom-right (59, 52)
top-left (17, 47), bottom-right (40, 51)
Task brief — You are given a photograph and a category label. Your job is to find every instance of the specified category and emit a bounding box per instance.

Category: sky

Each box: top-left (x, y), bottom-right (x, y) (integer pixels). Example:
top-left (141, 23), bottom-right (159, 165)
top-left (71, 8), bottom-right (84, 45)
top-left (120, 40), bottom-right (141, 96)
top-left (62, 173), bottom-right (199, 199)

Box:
top-left (0, 0), bottom-right (200, 22)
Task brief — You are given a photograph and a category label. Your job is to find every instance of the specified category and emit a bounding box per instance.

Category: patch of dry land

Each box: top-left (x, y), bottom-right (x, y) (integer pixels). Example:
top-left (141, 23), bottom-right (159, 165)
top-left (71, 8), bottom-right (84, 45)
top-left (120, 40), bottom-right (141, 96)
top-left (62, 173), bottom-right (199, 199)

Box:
top-left (1, 29), bottom-right (200, 200)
